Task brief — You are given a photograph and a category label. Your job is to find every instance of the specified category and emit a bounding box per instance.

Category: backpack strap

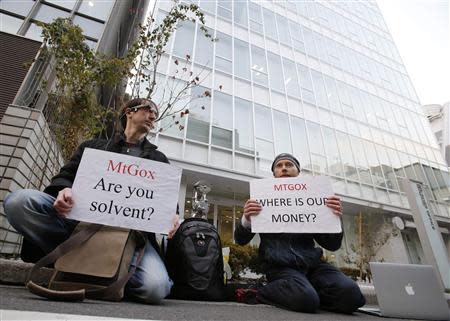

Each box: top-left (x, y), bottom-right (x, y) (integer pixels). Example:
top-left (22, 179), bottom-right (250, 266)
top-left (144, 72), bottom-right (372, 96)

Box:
top-left (26, 225), bottom-right (146, 302)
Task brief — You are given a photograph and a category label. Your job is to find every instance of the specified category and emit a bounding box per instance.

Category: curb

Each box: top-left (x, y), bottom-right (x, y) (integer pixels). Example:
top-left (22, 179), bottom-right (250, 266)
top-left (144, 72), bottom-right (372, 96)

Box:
top-left (0, 258), bottom-right (53, 285)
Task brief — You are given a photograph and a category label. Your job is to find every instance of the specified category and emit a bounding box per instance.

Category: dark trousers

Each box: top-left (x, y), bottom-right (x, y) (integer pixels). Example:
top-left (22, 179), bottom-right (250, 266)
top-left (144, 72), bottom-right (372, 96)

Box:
top-left (258, 263), bottom-right (365, 314)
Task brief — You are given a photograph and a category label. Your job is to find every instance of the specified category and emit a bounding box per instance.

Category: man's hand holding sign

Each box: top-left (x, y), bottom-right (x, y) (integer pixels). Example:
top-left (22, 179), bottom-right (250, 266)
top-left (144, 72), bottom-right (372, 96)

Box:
top-left (67, 148), bottom-right (181, 234)
top-left (248, 176), bottom-right (342, 233)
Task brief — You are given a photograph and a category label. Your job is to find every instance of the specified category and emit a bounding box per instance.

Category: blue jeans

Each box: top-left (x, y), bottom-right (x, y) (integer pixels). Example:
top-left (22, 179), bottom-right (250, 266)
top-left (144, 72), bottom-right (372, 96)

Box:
top-left (4, 189), bottom-right (172, 304)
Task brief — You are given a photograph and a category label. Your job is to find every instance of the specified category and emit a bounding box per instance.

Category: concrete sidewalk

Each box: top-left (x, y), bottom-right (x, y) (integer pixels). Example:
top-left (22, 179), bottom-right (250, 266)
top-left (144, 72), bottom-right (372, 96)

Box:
top-left (0, 284), bottom-right (389, 321)
top-left (0, 258), bottom-right (378, 305)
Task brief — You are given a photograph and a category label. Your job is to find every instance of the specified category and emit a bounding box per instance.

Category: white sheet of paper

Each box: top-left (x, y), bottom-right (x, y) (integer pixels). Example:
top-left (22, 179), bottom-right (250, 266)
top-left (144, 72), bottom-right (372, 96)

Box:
top-left (69, 148), bottom-right (181, 234)
top-left (250, 176), bottom-right (341, 233)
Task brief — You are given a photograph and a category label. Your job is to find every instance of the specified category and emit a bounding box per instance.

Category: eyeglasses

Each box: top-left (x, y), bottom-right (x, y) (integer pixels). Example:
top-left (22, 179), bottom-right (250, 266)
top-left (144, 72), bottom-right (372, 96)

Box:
top-left (133, 104), bottom-right (159, 116)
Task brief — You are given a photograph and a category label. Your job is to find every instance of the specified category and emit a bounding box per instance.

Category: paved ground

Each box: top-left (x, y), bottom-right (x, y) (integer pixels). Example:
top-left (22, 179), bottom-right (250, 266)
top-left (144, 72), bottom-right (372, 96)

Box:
top-left (0, 284), bottom-right (412, 321)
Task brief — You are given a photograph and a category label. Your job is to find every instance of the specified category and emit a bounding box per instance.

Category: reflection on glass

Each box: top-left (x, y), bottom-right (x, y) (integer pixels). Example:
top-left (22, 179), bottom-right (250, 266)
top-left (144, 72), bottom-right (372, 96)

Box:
top-left (267, 52), bottom-right (284, 93)
top-left (251, 45), bottom-right (268, 86)
top-left (0, 14), bottom-right (24, 34)
top-left (173, 21), bottom-right (195, 58)
top-left (218, 205), bottom-right (233, 244)
top-left (235, 98), bottom-right (254, 153)
top-left (78, 0), bottom-right (114, 21)
top-left (282, 58), bottom-right (300, 98)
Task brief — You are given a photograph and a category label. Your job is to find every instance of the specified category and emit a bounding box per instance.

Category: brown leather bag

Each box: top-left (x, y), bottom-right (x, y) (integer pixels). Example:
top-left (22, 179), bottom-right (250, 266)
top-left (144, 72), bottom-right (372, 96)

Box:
top-left (26, 223), bottom-right (146, 302)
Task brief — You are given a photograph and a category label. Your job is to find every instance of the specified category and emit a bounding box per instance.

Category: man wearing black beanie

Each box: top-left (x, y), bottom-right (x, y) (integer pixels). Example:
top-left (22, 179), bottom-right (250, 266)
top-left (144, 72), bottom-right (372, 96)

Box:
top-left (234, 153), bottom-right (365, 314)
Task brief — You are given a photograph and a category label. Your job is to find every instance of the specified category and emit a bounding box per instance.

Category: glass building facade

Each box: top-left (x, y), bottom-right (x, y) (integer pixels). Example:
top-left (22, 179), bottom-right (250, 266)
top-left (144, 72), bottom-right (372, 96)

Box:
top-left (146, 0), bottom-right (450, 265)
top-left (0, 0), bottom-right (115, 48)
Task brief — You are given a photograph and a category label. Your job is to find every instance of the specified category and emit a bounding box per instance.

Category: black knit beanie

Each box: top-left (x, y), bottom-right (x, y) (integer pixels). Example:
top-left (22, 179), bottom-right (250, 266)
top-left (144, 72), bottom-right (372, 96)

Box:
top-left (271, 153), bottom-right (301, 173)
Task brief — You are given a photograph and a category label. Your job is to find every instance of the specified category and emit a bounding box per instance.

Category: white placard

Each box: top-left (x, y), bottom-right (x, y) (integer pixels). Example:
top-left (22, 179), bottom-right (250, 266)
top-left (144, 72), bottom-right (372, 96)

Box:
top-left (250, 176), bottom-right (341, 233)
top-left (69, 148), bottom-right (182, 234)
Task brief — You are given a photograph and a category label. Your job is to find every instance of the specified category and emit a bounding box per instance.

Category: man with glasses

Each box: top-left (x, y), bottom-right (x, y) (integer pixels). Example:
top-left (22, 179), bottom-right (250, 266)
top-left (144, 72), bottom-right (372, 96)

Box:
top-left (234, 153), bottom-right (365, 313)
top-left (5, 98), bottom-right (179, 304)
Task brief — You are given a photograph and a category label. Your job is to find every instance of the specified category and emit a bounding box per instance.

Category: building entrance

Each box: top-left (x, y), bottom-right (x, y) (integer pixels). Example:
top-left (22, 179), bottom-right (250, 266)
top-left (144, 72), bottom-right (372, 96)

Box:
top-left (183, 198), bottom-right (244, 245)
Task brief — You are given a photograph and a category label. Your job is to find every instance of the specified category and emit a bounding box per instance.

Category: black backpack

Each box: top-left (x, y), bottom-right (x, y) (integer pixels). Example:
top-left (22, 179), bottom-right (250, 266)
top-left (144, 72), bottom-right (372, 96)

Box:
top-left (165, 217), bottom-right (225, 301)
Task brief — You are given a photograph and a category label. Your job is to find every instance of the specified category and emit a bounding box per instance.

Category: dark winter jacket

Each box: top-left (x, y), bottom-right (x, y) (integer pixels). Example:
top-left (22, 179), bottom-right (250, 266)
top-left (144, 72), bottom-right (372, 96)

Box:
top-left (44, 135), bottom-right (169, 197)
top-left (43, 135), bottom-right (170, 252)
top-left (234, 221), bottom-right (343, 272)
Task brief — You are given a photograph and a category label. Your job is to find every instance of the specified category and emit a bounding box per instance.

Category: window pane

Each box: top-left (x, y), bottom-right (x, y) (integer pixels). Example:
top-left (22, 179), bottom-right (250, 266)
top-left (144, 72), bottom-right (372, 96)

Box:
top-left (297, 63), bottom-right (315, 105)
top-left (234, 39), bottom-right (251, 79)
top-left (303, 27), bottom-right (317, 58)
top-left (262, 8), bottom-right (277, 40)
top-left (215, 32), bottom-right (232, 73)
top-left (25, 22), bottom-right (43, 41)
top-left (291, 116), bottom-right (310, 165)
top-left (0, 14), bottom-right (23, 34)
top-left (73, 15), bottom-right (104, 39)
top-left (282, 58), bottom-right (300, 98)
top-left (235, 97), bottom-right (254, 153)
top-left (199, 0), bottom-right (216, 14)
top-left (217, 0), bottom-right (232, 20)
top-left (187, 118), bottom-right (209, 143)
top-left (195, 26), bottom-right (213, 67)
top-left (78, 0), bottom-right (114, 21)
top-left (251, 45), bottom-right (268, 86)
top-left (276, 13), bottom-right (290, 45)
top-left (289, 20), bottom-right (305, 53)
top-left (323, 127), bottom-right (342, 176)
top-left (1, 0), bottom-right (34, 16)
top-left (256, 138), bottom-right (274, 160)
top-left (337, 132), bottom-right (359, 181)
top-left (273, 111), bottom-right (292, 154)
top-left (323, 74), bottom-right (341, 113)
top-left (190, 85), bottom-right (211, 122)
top-left (173, 21), bottom-right (195, 58)
top-left (35, 4), bottom-right (70, 23)
top-left (212, 126), bottom-right (232, 148)
top-left (46, 0), bottom-right (77, 10)
top-left (267, 52), bottom-right (284, 93)
top-left (255, 103), bottom-right (273, 141)
top-left (306, 121), bottom-right (324, 155)
top-left (249, 2), bottom-right (263, 34)
top-left (311, 70), bottom-right (328, 109)
top-left (212, 91), bottom-right (232, 129)
top-left (234, 0), bottom-right (248, 27)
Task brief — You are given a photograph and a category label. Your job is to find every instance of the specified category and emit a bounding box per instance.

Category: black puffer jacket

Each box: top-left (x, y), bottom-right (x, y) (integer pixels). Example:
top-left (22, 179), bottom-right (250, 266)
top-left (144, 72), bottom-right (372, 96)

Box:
top-left (234, 221), bottom-right (343, 272)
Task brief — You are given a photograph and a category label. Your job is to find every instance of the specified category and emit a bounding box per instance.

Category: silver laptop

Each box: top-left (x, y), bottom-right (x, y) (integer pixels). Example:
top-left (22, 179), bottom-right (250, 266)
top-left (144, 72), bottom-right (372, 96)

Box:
top-left (362, 262), bottom-right (449, 320)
